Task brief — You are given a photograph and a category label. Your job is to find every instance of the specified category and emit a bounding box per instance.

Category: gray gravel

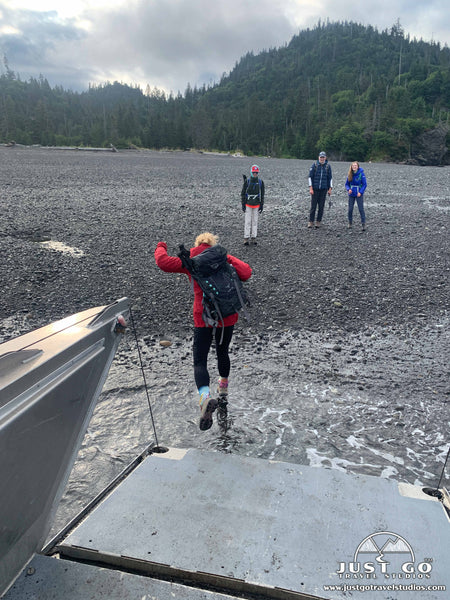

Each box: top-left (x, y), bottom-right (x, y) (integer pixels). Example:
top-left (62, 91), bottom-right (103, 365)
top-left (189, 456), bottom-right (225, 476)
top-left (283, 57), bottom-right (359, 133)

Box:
top-left (1, 147), bottom-right (448, 339)
top-left (1, 145), bottom-right (448, 411)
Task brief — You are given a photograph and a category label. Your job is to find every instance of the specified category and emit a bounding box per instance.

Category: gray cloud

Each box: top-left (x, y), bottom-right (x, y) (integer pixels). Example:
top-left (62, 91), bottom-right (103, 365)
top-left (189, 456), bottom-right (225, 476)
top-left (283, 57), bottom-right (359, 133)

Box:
top-left (76, 0), bottom-right (296, 92)
top-left (0, 3), bottom-right (90, 87)
top-left (0, 0), bottom-right (448, 93)
top-left (0, 0), bottom-right (296, 91)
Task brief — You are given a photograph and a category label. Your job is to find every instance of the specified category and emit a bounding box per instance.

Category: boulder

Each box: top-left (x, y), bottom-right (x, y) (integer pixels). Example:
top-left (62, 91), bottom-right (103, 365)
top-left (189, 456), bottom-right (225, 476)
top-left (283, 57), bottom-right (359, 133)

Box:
top-left (408, 124), bottom-right (449, 166)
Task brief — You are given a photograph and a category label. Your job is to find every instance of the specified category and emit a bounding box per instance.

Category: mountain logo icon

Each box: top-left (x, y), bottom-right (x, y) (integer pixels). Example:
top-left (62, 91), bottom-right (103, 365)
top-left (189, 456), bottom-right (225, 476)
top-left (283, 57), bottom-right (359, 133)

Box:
top-left (354, 531), bottom-right (414, 564)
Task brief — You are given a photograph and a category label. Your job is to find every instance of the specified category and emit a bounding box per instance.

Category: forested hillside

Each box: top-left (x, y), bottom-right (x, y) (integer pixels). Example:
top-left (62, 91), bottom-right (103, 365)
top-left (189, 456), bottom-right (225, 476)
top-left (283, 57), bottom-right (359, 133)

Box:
top-left (1, 20), bottom-right (449, 162)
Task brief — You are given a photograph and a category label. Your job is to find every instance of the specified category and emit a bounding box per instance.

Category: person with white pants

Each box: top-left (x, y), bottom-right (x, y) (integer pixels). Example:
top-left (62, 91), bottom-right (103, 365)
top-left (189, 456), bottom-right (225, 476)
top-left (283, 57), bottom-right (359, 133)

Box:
top-left (241, 164), bottom-right (265, 246)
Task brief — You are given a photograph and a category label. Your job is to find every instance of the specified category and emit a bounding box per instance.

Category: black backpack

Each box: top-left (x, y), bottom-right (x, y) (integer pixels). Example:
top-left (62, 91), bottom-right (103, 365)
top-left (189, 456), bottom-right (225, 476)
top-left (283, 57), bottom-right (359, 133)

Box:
top-left (245, 176), bottom-right (262, 202)
top-left (177, 244), bottom-right (250, 330)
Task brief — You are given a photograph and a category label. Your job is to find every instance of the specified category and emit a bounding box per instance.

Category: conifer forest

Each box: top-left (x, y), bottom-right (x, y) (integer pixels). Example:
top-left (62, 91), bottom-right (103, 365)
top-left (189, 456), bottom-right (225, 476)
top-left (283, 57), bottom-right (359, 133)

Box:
top-left (1, 21), bottom-right (449, 162)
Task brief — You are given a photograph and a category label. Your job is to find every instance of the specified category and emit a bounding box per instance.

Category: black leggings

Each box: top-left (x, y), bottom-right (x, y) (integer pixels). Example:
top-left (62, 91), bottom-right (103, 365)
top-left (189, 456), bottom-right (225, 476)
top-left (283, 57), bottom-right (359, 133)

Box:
top-left (193, 326), bottom-right (234, 390)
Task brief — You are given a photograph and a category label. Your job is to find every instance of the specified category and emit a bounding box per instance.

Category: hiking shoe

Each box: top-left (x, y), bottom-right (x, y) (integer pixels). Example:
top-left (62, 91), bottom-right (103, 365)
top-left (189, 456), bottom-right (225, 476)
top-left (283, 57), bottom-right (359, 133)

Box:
top-left (218, 396), bottom-right (228, 410)
top-left (251, 238), bottom-right (257, 246)
top-left (315, 221), bottom-right (321, 229)
top-left (199, 394), bottom-right (218, 431)
top-left (362, 224), bottom-right (366, 231)
top-left (307, 221), bottom-right (314, 228)
top-left (217, 396), bottom-right (229, 427)
top-left (348, 222), bottom-right (352, 229)
top-left (244, 238), bottom-right (250, 246)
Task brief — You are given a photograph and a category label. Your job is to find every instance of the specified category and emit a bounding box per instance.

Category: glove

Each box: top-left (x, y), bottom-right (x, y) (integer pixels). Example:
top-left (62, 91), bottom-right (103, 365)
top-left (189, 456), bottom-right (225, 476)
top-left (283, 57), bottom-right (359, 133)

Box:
top-left (242, 206), bottom-right (246, 212)
top-left (259, 207), bottom-right (263, 213)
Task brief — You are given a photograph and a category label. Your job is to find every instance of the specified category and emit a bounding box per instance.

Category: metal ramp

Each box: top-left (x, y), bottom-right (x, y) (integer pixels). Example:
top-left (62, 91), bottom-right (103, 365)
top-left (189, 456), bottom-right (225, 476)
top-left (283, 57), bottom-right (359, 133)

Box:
top-left (4, 447), bottom-right (449, 600)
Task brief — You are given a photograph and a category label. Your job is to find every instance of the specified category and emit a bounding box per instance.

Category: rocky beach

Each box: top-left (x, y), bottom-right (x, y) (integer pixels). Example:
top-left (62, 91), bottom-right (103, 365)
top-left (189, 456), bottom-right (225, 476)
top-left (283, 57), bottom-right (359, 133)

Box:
top-left (0, 146), bottom-right (448, 533)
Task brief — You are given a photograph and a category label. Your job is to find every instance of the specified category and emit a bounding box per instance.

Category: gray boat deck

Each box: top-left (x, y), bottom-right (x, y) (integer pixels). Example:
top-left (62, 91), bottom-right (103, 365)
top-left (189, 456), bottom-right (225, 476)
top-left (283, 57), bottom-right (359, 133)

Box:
top-left (4, 448), bottom-right (449, 600)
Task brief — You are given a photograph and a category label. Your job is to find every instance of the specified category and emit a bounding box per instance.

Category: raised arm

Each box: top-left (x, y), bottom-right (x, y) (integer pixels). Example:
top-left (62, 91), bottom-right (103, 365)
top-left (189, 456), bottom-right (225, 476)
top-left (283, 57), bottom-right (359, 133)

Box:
top-left (155, 242), bottom-right (186, 273)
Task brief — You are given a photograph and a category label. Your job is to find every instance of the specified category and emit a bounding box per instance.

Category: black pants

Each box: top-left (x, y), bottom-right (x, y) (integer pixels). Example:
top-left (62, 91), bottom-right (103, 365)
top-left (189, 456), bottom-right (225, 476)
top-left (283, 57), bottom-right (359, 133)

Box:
top-left (309, 188), bottom-right (327, 222)
top-left (193, 326), bottom-right (234, 390)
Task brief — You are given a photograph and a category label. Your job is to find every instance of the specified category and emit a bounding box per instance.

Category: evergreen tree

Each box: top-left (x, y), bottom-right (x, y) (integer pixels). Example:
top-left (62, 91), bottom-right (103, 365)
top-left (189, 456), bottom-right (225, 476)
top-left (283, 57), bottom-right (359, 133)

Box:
top-left (1, 20), bottom-right (449, 161)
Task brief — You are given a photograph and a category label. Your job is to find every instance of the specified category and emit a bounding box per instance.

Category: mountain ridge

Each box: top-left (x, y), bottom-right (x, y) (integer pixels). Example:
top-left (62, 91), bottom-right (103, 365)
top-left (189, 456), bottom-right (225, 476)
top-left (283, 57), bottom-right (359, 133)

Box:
top-left (1, 20), bottom-right (449, 164)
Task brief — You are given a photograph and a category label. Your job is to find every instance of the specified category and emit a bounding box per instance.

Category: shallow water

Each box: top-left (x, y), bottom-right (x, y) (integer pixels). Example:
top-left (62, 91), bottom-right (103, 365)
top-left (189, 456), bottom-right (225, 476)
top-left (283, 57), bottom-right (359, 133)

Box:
top-left (50, 316), bottom-right (449, 535)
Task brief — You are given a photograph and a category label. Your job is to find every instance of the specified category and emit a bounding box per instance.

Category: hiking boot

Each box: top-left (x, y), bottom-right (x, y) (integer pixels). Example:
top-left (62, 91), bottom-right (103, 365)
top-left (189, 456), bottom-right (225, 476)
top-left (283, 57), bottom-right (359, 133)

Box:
top-left (315, 221), bottom-right (321, 229)
top-left (218, 396), bottom-right (228, 410)
top-left (217, 377), bottom-right (229, 397)
top-left (217, 396), bottom-right (229, 428)
top-left (199, 393), bottom-right (218, 431)
top-left (244, 238), bottom-right (250, 246)
top-left (307, 221), bottom-right (314, 229)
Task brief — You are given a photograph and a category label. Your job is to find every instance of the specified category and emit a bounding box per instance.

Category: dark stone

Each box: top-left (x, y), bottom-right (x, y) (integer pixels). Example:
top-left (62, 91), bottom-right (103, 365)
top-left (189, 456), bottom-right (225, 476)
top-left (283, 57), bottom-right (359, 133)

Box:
top-left (408, 124), bottom-right (449, 166)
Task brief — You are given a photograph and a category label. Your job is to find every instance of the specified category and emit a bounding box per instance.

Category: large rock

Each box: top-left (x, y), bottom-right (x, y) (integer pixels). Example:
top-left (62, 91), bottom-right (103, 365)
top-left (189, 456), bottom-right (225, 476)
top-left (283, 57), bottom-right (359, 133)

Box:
top-left (409, 124), bottom-right (449, 166)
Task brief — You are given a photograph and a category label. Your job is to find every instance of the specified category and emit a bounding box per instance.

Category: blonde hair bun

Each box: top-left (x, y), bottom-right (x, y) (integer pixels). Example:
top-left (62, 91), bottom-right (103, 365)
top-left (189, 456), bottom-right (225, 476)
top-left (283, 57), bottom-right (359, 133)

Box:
top-left (194, 232), bottom-right (219, 247)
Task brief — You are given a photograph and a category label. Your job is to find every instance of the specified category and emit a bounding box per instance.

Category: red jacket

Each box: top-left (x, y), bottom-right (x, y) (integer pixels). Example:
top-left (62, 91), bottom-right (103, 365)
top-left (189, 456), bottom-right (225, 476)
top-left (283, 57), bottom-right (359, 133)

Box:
top-left (155, 242), bottom-right (252, 327)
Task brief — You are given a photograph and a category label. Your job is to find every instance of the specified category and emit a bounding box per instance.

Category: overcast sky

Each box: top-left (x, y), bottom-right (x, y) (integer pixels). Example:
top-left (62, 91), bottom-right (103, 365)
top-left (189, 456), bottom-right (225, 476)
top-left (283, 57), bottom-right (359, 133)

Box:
top-left (0, 0), bottom-right (448, 94)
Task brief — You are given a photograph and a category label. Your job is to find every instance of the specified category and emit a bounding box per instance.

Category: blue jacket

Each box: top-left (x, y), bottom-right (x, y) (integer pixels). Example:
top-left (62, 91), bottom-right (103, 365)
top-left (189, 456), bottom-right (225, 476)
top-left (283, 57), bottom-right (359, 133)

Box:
top-left (345, 168), bottom-right (367, 196)
top-left (309, 160), bottom-right (332, 190)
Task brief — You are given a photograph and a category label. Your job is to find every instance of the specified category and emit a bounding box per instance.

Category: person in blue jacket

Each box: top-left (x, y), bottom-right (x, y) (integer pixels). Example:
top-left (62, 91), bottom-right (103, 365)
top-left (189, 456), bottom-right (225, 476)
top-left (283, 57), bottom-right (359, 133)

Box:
top-left (345, 161), bottom-right (367, 231)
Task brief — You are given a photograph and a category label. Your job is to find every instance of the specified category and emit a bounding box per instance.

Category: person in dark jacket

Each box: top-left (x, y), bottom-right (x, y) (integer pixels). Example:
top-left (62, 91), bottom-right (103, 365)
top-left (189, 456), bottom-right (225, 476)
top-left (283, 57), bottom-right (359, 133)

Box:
top-left (307, 151), bottom-right (333, 228)
top-left (155, 232), bottom-right (252, 431)
top-left (241, 164), bottom-right (265, 245)
top-left (345, 161), bottom-right (367, 231)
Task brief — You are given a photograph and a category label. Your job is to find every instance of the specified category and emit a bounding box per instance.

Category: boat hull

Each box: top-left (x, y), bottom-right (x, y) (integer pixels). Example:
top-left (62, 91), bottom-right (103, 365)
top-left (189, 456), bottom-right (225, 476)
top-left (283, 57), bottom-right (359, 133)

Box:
top-left (0, 298), bottom-right (130, 596)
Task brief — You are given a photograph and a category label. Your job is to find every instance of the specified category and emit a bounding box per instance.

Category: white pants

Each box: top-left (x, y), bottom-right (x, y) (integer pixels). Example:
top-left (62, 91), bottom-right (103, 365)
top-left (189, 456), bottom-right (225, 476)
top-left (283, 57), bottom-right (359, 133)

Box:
top-left (244, 206), bottom-right (259, 239)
